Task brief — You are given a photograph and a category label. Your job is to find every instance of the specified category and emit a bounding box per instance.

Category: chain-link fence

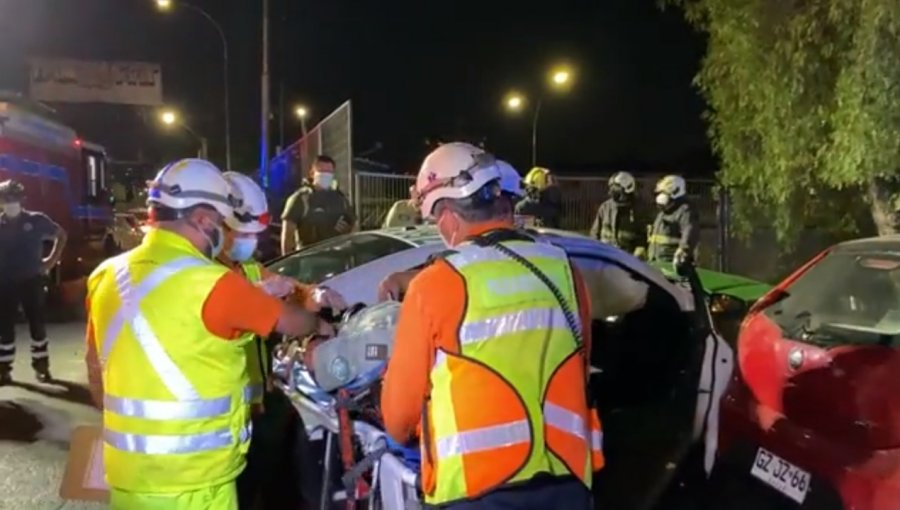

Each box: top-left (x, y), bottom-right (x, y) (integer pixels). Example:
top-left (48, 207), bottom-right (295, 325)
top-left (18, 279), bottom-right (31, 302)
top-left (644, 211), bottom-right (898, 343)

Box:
top-left (351, 171), bottom-right (728, 270)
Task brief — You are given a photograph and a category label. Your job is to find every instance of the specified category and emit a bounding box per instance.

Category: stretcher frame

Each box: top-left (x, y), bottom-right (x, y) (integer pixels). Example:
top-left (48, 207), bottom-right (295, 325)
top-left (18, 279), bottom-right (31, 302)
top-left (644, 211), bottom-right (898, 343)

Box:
top-left (277, 381), bottom-right (422, 510)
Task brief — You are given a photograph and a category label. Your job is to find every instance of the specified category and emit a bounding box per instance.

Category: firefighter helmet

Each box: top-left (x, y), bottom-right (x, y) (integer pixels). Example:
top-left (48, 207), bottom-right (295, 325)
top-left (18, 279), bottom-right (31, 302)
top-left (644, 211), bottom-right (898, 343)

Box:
top-left (609, 171), bottom-right (636, 194)
top-left (0, 179), bottom-right (26, 201)
top-left (655, 175), bottom-right (687, 200)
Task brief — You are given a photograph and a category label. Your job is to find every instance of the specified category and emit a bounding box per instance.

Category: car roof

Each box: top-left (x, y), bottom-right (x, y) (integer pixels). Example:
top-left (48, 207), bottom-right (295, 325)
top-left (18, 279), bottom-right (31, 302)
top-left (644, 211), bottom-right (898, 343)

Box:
top-left (833, 235), bottom-right (900, 253)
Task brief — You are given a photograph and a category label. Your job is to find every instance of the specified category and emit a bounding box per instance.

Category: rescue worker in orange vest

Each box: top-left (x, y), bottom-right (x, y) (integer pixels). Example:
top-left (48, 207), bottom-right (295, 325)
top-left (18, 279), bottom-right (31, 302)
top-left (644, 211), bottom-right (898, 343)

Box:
top-left (381, 143), bottom-right (604, 510)
top-left (84, 159), bottom-right (330, 510)
top-left (219, 171), bottom-right (347, 509)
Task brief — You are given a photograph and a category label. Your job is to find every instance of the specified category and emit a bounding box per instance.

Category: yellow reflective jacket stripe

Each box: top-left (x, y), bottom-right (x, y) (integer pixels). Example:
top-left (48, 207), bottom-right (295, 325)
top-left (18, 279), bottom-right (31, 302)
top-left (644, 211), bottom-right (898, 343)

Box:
top-left (239, 261), bottom-right (266, 405)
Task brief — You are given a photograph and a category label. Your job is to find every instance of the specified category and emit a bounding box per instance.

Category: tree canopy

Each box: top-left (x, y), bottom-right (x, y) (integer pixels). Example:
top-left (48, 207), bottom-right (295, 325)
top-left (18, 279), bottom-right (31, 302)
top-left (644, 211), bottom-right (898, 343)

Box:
top-left (667, 0), bottom-right (900, 242)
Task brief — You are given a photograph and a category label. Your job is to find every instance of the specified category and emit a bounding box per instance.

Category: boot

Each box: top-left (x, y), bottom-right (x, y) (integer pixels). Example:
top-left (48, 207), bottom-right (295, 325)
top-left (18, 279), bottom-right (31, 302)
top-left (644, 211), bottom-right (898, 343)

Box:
top-left (32, 359), bottom-right (52, 383)
top-left (0, 367), bottom-right (11, 386)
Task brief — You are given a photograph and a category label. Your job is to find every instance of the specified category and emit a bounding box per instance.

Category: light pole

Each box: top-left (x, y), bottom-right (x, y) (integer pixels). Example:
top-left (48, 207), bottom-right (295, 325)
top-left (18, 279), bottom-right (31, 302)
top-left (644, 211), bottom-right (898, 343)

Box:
top-left (504, 65), bottom-right (574, 167)
top-left (155, 0), bottom-right (231, 170)
top-left (160, 110), bottom-right (209, 160)
top-left (295, 105), bottom-right (309, 136)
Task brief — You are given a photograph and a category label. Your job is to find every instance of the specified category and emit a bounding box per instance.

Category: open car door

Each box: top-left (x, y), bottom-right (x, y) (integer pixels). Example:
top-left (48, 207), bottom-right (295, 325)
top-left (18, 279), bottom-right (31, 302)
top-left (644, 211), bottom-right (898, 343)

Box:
top-left (572, 255), bottom-right (734, 510)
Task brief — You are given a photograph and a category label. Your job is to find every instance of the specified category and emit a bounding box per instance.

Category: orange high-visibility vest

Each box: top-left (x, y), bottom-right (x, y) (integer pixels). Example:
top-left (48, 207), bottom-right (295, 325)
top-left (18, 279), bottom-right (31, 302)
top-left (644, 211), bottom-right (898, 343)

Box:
top-left (420, 240), bottom-right (604, 506)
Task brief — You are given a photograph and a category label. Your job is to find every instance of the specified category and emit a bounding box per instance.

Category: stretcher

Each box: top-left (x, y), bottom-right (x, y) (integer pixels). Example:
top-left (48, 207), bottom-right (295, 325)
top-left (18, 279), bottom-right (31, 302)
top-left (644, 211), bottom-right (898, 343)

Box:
top-left (270, 302), bottom-right (422, 510)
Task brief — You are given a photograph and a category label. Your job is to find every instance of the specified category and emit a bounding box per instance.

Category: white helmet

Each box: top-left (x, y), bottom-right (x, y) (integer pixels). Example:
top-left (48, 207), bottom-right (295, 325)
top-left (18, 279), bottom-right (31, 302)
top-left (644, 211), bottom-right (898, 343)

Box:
top-left (415, 142), bottom-right (502, 219)
top-left (497, 160), bottom-right (524, 198)
top-left (655, 174), bottom-right (687, 200)
top-left (609, 171), bottom-right (636, 194)
top-left (147, 159), bottom-right (236, 218)
top-left (223, 171), bottom-right (270, 233)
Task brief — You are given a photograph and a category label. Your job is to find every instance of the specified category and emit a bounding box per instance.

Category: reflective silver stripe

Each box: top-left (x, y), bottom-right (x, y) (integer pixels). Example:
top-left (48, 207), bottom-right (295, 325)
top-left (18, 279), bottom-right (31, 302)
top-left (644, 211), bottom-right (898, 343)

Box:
top-left (446, 243), bottom-right (566, 270)
top-left (103, 257), bottom-right (209, 401)
top-left (592, 430), bottom-right (603, 452)
top-left (544, 402), bottom-right (586, 441)
top-left (459, 307), bottom-right (572, 346)
top-left (104, 394), bottom-right (232, 420)
top-left (435, 419), bottom-right (530, 459)
top-left (104, 427), bottom-right (235, 455)
top-left (30, 351), bottom-right (49, 360)
top-left (100, 256), bottom-right (208, 362)
top-left (30, 340), bottom-right (49, 349)
top-left (0, 353), bottom-right (13, 363)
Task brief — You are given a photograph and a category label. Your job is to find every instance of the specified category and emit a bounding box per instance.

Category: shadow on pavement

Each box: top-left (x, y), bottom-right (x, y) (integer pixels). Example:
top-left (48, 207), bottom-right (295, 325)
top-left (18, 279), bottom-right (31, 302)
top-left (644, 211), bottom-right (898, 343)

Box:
top-left (10, 379), bottom-right (94, 407)
top-left (0, 401), bottom-right (43, 442)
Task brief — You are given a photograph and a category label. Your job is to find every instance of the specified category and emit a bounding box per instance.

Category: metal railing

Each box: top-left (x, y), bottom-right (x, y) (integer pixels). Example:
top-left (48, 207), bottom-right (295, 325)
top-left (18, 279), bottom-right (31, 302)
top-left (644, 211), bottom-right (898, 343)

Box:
top-left (353, 171), bottom-right (415, 229)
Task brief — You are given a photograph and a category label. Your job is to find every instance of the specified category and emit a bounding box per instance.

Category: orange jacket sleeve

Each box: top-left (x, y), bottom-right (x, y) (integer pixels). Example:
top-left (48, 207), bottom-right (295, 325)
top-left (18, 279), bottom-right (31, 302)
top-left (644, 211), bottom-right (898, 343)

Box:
top-left (202, 271), bottom-right (285, 339)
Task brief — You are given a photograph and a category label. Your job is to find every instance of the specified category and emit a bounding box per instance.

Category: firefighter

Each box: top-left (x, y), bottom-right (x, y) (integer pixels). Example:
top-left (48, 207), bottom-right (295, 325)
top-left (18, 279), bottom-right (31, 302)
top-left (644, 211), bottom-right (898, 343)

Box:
top-left (381, 143), bottom-right (603, 510)
top-left (280, 155), bottom-right (356, 254)
top-left (84, 159), bottom-right (328, 510)
top-left (515, 166), bottom-right (563, 228)
top-left (220, 171), bottom-right (346, 510)
top-left (0, 179), bottom-right (67, 384)
top-left (590, 171), bottom-right (650, 257)
top-left (647, 174), bottom-right (699, 266)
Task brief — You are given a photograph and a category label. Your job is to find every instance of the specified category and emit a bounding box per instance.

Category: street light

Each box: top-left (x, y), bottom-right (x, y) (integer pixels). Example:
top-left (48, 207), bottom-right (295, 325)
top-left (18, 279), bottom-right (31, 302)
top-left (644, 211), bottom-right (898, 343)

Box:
top-left (294, 105), bottom-right (309, 136)
top-left (159, 109), bottom-right (209, 160)
top-left (504, 64), bottom-right (576, 166)
top-left (155, 0), bottom-right (231, 170)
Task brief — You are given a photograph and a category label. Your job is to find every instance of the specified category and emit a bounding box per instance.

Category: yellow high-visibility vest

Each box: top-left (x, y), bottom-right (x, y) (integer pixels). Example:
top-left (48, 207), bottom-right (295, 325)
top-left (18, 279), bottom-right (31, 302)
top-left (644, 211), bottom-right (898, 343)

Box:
top-left (239, 261), bottom-right (266, 405)
top-left (88, 228), bottom-right (252, 492)
top-left (422, 240), bottom-right (603, 506)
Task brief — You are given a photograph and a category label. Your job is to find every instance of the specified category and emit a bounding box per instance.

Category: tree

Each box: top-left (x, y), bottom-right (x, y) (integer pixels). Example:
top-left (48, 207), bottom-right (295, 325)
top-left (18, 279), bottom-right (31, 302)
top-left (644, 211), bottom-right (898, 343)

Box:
top-left (666, 0), bottom-right (900, 242)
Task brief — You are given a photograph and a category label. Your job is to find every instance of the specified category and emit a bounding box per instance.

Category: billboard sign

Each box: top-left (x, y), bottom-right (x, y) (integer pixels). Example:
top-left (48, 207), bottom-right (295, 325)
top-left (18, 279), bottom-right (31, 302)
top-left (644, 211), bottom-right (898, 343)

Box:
top-left (28, 58), bottom-right (163, 106)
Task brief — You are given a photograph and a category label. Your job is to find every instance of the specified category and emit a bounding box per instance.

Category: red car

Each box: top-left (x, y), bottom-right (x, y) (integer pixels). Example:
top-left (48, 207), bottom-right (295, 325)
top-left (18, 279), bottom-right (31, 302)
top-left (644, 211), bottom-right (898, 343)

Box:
top-left (713, 235), bottom-right (900, 509)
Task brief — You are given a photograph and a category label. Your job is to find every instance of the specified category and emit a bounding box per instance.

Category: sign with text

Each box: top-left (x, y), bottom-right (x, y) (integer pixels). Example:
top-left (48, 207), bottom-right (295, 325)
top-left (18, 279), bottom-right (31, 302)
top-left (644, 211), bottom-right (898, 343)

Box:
top-left (28, 58), bottom-right (163, 106)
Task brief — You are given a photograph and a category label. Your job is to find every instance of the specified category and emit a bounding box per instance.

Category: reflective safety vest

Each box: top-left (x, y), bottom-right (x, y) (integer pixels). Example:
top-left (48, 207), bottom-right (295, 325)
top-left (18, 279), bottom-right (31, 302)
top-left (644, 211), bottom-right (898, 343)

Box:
top-left (88, 229), bottom-right (252, 492)
top-left (648, 202), bottom-right (697, 263)
top-left (421, 240), bottom-right (605, 506)
top-left (239, 261), bottom-right (266, 405)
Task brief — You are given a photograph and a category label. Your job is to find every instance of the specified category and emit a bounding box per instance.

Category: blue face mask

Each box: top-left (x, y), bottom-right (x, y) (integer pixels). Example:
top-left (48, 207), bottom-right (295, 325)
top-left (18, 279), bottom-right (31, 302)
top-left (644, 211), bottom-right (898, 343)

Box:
top-left (228, 236), bottom-right (258, 262)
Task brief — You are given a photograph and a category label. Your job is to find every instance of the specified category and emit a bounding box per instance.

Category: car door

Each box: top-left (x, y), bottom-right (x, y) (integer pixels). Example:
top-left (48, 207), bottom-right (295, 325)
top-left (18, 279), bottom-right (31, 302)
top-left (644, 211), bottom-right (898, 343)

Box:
top-left (571, 254), bottom-right (733, 510)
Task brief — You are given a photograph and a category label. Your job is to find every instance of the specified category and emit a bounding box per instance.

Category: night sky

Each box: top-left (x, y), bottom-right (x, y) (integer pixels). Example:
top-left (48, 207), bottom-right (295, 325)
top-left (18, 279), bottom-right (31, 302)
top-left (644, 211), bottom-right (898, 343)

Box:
top-left (0, 0), bottom-right (711, 175)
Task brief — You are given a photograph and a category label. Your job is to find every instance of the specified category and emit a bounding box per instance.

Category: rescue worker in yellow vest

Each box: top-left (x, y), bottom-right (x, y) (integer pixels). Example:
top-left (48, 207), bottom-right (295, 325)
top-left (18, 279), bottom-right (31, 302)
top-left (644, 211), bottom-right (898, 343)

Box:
top-left (220, 171), bottom-right (347, 509)
top-left (84, 159), bottom-right (327, 510)
top-left (647, 175), bottom-right (699, 267)
top-left (381, 143), bottom-right (604, 510)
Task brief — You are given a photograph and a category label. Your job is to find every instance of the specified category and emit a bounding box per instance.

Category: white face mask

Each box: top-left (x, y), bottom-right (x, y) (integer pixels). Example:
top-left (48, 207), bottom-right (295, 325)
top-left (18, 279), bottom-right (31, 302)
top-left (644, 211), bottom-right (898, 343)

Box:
top-left (313, 172), bottom-right (334, 189)
top-left (655, 193), bottom-right (670, 206)
top-left (2, 203), bottom-right (22, 217)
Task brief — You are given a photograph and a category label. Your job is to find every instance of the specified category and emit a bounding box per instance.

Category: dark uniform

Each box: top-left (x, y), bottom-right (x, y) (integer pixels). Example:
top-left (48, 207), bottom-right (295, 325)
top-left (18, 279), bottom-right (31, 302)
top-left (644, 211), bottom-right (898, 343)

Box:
top-left (281, 184), bottom-right (355, 247)
top-left (515, 186), bottom-right (562, 229)
top-left (647, 201), bottom-right (699, 264)
top-left (590, 198), bottom-right (650, 254)
top-left (0, 209), bottom-right (61, 381)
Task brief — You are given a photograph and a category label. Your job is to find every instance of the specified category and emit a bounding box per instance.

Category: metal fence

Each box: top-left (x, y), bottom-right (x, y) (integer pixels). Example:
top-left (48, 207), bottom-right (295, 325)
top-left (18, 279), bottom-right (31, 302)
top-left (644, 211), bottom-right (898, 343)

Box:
top-left (352, 171), bottom-right (728, 270)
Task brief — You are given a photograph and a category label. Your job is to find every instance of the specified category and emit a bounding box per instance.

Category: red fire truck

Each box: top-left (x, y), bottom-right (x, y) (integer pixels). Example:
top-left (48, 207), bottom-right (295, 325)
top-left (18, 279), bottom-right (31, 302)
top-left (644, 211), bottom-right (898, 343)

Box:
top-left (0, 96), bottom-right (113, 295)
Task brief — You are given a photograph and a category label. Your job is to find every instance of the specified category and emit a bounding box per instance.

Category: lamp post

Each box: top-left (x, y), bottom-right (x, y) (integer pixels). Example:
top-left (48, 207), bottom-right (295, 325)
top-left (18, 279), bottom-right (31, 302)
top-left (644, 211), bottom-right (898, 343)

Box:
top-left (504, 65), bottom-right (574, 167)
top-left (155, 0), bottom-right (231, 170)
top-left (295, 105), bottom-right (309, 136)
top-left (160, 110), bottom-right (209, 160)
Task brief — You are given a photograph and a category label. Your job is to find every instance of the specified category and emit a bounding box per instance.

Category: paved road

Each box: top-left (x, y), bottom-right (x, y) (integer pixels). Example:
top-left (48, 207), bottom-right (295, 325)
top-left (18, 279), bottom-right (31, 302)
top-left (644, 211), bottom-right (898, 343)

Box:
top-left (0, 321), bottom-right (104, 510)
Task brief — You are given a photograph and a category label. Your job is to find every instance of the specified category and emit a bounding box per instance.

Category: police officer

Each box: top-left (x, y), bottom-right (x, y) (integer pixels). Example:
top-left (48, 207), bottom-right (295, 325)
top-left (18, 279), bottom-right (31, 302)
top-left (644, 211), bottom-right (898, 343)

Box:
top-left (280, 155), bottom-right (356, 254)
top-left (0, 179), bottom-right (67, 384)
top-left (647, 174), bottom-right (699, 266)
top-left (515, 166), bottom-right (563, 228)
top-left (590, 171), bottom-right (650, 257)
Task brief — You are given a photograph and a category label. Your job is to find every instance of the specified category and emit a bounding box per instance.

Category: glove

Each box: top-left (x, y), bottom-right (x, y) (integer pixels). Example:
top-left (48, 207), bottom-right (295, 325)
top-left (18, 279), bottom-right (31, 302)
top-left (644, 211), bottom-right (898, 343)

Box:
top-left (309, 286), bottom-right (348, 312)
top-left (673, 248), bottom-right (691, 272)
top-left (258, 275), bottom-right (298, 298)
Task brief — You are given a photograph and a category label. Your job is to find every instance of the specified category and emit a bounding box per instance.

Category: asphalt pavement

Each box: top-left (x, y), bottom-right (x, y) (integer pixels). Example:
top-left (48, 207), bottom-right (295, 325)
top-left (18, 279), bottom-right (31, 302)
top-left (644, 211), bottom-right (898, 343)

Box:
top-left (0, 321), bottom-right (104, 510)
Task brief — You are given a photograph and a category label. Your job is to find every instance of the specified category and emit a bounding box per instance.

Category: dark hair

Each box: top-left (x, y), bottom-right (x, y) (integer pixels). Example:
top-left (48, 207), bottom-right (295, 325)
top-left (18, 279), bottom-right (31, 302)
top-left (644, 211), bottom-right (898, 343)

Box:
top-left (314, 155), bottom-right (336, 166)
top-left (150, 203), bottom-right (218, 222)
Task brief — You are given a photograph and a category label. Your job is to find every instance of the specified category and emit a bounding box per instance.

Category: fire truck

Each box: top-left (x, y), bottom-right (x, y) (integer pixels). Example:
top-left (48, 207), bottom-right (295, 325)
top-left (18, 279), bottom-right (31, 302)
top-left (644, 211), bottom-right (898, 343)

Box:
top-left (0, 95), bottom-right (113, 293)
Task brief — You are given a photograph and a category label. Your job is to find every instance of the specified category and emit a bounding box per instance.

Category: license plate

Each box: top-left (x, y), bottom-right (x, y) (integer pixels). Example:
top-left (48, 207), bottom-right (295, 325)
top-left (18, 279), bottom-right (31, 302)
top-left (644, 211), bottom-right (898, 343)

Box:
top-left (750, 447), bottom-right (811, 504)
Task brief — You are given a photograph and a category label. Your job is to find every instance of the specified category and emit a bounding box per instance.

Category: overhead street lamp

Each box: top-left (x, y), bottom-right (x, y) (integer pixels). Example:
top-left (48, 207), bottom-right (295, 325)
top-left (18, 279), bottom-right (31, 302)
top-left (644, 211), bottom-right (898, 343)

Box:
top-left (155, 0), bottom-right (231, 170)
top-left (160, 109), bottom-right (209, 160)
top-left (504, 64), bottom-right (575, 166)
top-left (295, 105), bottom-right (309, 136)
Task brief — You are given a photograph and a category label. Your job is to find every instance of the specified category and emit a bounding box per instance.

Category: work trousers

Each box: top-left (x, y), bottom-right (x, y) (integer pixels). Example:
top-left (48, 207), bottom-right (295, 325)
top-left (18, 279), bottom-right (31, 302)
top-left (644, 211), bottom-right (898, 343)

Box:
top-left (0, 276), bottom-right (48, 371)
top-left (109, 481), bottom-right (238, 510)
top-left (435, 477), bottom-right (592, 510)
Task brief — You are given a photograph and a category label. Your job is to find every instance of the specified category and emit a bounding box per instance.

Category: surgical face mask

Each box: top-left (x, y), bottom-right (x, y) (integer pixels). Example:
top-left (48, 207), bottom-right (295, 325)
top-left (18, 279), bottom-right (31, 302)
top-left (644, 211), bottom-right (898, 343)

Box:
top-left (192, 218), bottom-right (224, 259)
top-left (229, 236), bottom-right (258, 262)
top-left (2, 202), bottom-right (22, 217)
top-left (655, 192), bottom-right (671, 208)
top-left (313, 172), bottom-right (334, 189)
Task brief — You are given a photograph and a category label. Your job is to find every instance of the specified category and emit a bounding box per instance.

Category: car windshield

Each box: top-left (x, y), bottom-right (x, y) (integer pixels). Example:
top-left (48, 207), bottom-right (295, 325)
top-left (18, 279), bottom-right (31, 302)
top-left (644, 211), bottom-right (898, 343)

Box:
top-left (763, 251), bottom-right (900, 346)
top-left (267, 233), bottom-right (413, 284)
